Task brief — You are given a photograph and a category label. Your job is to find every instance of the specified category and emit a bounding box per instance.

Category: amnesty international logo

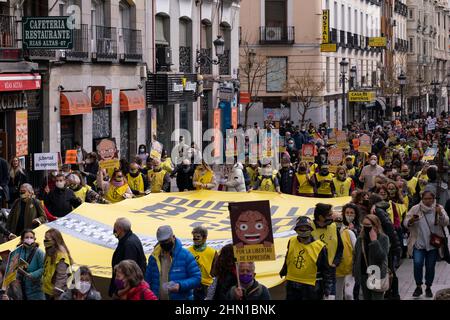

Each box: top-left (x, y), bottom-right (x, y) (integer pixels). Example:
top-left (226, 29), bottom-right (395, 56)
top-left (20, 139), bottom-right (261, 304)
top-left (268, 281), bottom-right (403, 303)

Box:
top-left (294, 249), bottom-right (306, 269)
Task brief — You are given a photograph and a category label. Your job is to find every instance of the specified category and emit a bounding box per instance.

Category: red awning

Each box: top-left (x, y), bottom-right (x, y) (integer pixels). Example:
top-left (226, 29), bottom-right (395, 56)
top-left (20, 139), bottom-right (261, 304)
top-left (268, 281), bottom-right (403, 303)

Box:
top-left (120, 90), bottom-right (145, 112)
top-left (60, 92), bottom-right (92, 116)
top-left (0, 73), bottom-right (41, 92)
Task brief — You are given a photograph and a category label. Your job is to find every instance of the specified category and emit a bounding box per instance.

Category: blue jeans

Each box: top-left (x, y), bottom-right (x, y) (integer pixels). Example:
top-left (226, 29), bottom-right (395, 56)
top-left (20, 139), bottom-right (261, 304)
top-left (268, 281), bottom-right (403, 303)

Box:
top-left (413, 248), bottom-right (439, 287)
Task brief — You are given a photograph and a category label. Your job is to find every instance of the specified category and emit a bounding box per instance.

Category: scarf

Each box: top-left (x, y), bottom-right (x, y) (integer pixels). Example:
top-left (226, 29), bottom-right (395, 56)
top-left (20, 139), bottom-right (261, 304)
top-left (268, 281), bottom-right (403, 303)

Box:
top-left (419, 200), bottom-right (436, 214)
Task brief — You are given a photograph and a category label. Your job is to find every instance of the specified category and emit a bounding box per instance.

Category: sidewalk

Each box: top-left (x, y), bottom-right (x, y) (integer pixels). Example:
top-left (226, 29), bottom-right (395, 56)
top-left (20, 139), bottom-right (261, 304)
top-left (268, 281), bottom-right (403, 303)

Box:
top-left (397, 258), bottom-right (450, 300)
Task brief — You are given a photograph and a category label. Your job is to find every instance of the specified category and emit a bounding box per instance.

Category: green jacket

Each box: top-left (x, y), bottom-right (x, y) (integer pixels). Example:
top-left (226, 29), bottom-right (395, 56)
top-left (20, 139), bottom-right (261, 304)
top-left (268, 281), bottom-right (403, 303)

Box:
top-left (6, 197), bottom-right (47, 235)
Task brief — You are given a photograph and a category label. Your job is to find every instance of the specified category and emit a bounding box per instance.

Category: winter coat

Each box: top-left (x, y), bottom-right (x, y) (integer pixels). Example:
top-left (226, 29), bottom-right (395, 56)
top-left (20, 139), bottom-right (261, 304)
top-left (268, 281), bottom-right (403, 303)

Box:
top-left (145, 237), bottom-right (201, 300)
top-left (17, 245), bottom-right (45, 300)
top-left (8, 169), bottom-right (27, 204)
top-left (226, 280), bottom-right (271, 300)
top-left (173, 164), bottom-right (195, 191)
top-left (277, 166), bottom-right (295, 195)
top-left (109, 231), bottom-right (147, 296)
top-left (118, 280), bottom-right (158, 300)
top-left (224, 168), bottom-right (246, 192)
top-left (43, 187), bottom-right (82, 217)
top-left (373, 202), bottom-right (402, 261)
top-left (0, 157), bottom-right (9, 201)
top-left (60, 288), bottom-right (102, 300)
top-left (6, 198), bottom-right (47, 236)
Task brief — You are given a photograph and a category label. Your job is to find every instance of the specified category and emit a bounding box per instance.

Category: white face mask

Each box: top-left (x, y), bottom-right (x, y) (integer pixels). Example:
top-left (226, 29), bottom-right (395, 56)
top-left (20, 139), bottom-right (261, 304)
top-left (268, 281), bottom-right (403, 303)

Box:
top-left (78, 281), bottom-right (91, 294)
top-left (55, 181), bottom-right (65, 189)
top-left (370, 160), bottom-right (377, 166)
top-left (346, 215), bottom-right (355, 223)
top-left (23, 238), bottom-right (35, 246)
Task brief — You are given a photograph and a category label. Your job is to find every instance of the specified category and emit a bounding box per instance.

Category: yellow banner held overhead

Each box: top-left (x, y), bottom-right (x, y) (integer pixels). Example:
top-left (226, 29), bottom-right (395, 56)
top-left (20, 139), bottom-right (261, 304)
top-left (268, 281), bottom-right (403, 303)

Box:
top-left (369, 37), bottom-right (387, 47)
top-left (348, 91), bottom-right (376, 102)
top-left (0, 190), bottom-right (350, 289)
top-left (320, 43), bottom-right (337, 52)
top-left (322, 10), bottom-right (330, 43)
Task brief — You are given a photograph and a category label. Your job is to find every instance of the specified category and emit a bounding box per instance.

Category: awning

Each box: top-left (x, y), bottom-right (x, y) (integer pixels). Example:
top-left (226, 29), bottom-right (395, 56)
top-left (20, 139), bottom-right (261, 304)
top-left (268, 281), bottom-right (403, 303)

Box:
top-left (0, 73), bottom-right (41, 92)
top-left (375, 97), bottom-right (387, 110)
top-left (60, 92), bottom-right (92, 116)
top-left (120, 90), bottom-right (145, 112)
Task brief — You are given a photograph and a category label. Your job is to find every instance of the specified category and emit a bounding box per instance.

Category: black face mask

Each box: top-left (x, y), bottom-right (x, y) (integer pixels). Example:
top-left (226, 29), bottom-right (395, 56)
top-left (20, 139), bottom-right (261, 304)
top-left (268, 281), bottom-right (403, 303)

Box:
top-left (362, 199), bottom-right (370, 207)
top-left (364, 226), bottom-right (372, 239)
top-left (346, 164), bottom-right (353, 169)
top-left (320, 170), bottom-right (329, 176)
top-left (298, 167), bottom-right (306, 173)
top-left (160, 241), bottom-right (174, 252)
top-left (129, 171), bottom-right (140, 178)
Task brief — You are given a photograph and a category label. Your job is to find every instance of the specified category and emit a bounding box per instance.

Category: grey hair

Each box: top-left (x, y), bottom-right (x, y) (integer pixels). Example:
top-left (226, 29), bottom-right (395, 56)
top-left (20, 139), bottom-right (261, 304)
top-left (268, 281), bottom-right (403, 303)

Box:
top-left (20, 183), bottom-right (34, 195)
top-left (239, 261), bottom-right (255, 272)
top-left (192, 226), bottom-right (208, 238)
top-left (67, 174), bottom-right (80, 185)
top-left (115, 217), bottom-right (132, 232)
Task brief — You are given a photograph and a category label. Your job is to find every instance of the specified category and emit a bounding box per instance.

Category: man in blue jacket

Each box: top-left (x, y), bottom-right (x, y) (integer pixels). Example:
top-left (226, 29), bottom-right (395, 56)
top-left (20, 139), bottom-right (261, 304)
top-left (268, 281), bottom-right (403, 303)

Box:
top-left (145, 225), bottom-right (201, 300)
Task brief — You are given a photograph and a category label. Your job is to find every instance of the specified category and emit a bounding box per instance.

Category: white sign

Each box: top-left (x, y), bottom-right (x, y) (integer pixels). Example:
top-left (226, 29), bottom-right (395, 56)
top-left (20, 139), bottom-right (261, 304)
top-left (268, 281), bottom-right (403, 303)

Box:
top-left (34, 152), bottom-right (59, 171)
top-left (184, 82), bottom-right (196, 91)
top-left (173, 83), bottom-right (183, 92)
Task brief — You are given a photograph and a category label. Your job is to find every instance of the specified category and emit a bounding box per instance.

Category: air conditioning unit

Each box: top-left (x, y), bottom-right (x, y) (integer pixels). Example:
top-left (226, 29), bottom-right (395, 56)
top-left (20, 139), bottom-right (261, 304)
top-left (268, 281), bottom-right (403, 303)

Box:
top-left (265, 27), bottom-right (281, 41)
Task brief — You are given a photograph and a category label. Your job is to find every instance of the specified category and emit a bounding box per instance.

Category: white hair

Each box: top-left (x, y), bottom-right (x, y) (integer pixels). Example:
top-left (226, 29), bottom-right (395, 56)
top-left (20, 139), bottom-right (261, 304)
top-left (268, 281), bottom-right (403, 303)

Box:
top-left (20, 183), bottom-right (34, 195)
top-left (67, 174), bottom-right (81, 185)
top-left (115, 217), bottom-right (132, 232)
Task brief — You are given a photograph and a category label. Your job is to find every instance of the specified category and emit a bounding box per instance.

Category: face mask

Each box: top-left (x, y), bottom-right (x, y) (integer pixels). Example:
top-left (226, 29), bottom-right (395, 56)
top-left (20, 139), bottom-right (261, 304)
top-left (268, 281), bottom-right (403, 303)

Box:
top-left (78, 281), bottom-right (91, 294)
top-left (346, 164), bottom-right (353, 169)
top-left (370, 160), bottom-right (377, 166)
top-left (336, 222), bottom-right (343, 229)
top-left (69, 184), bottom-right (78, 190)
top-left (239, 274), bottom-right (253, 285)
top-left (262, 168), bottom-right (272, 176)
top-left (388, 190), bottom-right (397, 196)
top-left (338, 174), bottom-right (345, 180)
top-left (400, 172), bottom-right (409, 178)
top-left (139, 148), bottom-right (145, 153)
top-left (20, 192), bottom-right (28, 199)
top-left (363, 226), bottom-right (372, 239)
top-left (193, 243), bottom-right (207, 251)
top-left (43, 239), bottom-right (54, 249)
top-left (298, 167), bottom-right (306, 173)
top-left (85, 159), bottom-right (92, 164)
top-left (346, 215), bottom-right (355, 223)
top-left (113, 229), bottom-right (119, 239)
top-left (114, 279), bottom-right (125, 290)
top-left (296, 230), bottom-right (311, 238)
top-left (103, 176), bottom-right (110, 182)
top-left (160, 241), bottom-right (174, 252)
top-left (23, 238), bottom-right (35, 246)
top-left (130, 169), bottom-right (138, 174)
top-left (288, 143), bottom-right (294, 148)
top-left (282, 163), bottom-right (289, 168)
top-left (154, 165), bottom-right (161, 171)
top-left (112, 179), bottom-right (124, 187)
top-left (55, 181), bottom-right (65, 189)
top-left (320, 170), bottom-right (329, 176)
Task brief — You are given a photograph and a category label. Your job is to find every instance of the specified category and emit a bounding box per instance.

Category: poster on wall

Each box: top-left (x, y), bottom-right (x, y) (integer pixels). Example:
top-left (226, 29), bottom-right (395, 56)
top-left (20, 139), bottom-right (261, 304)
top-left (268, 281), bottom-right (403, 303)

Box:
top-left (15, 110), bottom-right (28, 157)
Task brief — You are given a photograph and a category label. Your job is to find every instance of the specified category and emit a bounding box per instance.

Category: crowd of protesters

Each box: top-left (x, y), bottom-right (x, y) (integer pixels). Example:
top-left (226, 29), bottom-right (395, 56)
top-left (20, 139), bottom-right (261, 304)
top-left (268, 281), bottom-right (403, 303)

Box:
top-left (0, 111), bottom-right (449, 300)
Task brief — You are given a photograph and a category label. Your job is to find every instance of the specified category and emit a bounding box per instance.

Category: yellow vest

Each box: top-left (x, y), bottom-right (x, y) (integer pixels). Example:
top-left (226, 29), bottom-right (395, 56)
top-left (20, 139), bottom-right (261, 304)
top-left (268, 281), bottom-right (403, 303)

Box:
top-left (295, 173), bottom-right (314, 195)
top-left (332, 177), bottom-right (352, 197)
top-left (148, 169), bottom-right (167, 193)
top-left (285, 237), bottom-right (325, 286)
top-left (194, 169), bottom-right (214, 190)
top-left (311, 221), bottom-right (338, 266)
top-left (127, 173), bottom-right (145, 193)
top-left (310, 163), bottom-right (319, 173)
top-left (105, 183), bottom-right (129, 203)
top-left (416, 173), bottom-right (429, 192)
top-left (315, 173), bottom-right (334, 196)
top-left (258, 175), bottom-right (276, 192)
top-left (187, 246), bottom-right (216, 286)
top-left (379, 156), bottom-right (385, 167)
top-left (73, 186), bottom-right (89, 203)
top-left (387, 200), bottom-right (407, 223)
top-left (161, 158), bottom-right (174, 173)
top-left (246, 167), bottom-right (258, 185)
top-left (407, 177), bottom-right (418, 196)
top-left (42, 251), bottom-right (71, 296)
top-left (346, 167), bottom-right (356, 177)
top-left (336, 228), bottom-right (353, 277)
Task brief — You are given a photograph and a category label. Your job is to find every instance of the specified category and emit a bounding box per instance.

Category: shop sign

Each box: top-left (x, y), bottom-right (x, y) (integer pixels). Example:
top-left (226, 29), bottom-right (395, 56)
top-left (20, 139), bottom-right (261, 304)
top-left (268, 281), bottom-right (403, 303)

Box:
top-left (91, 86), bottom-right (105, 108)
top-left (322, 10), bottom-right (330, 43)
top-left (348, 91), bottom-right (375, 102)
top-left (22, 16), bottom-right (74, 49)
top-left (0, 93), bottom-right (28, 110)
top-left (369, 37), bottom-right (387, 47)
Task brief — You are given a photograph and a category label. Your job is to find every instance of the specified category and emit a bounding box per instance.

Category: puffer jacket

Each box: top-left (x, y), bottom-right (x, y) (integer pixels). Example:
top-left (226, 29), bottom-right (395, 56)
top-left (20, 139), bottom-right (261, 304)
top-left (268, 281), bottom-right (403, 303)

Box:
top-left (145, 238), bottom-right (201, 300)
top-left (224, 168), bottom-right (246, 192)
top-left (123, 280), bottom-right (158, 300)
top-left (17, 245), bottom-right (45, 300)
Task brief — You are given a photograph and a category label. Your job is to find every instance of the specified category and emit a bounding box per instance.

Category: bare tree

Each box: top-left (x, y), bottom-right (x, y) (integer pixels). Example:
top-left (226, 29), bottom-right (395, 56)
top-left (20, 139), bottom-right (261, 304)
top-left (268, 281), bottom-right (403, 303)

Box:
top-left (284, 69), bottom-right (325, 127)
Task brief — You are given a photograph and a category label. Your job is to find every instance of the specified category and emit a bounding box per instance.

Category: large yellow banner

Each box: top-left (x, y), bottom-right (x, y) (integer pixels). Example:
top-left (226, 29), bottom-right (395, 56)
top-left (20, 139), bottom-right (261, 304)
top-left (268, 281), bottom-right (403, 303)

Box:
top-left (0, 191), bottom-right (350, 288)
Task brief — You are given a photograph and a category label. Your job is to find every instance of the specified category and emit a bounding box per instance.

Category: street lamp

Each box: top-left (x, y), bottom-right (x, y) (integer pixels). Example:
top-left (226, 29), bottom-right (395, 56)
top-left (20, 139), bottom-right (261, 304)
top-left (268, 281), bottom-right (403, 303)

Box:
top-left (340, 58), bottom-right (349, 125)
top-left (196, 35), bottom-right (225, 72)
top-left (350, 65), bottom-right (357, 89)
top-left (431, 78), bottom-right (440, 115)
top-left (398, 71), bottom-right (406, 120)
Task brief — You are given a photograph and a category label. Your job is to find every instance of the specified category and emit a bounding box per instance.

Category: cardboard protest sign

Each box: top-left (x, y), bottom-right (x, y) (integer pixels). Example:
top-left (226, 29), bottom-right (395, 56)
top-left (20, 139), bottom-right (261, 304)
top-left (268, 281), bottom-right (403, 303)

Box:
top-left (99, 159), bottom-right (120, 170)
top-left (150, 140), bottom-right (163, 160)
top-left (336, 130), bottom-right (348, 149)
top-left (328, 148), bottom-right (344, 173)
top-left (422, 146), bottom-right (438, 161)
top-left (96, 138), bottom-right (119, 176)
top-left (301, 144), bottom-right (316, 163)
top-left (352, 138), bottom-right (360, 151)
top-left (1, 246), bottom-right (22, 290)
top-left (358, 134), bottom-right (372, 153)
top-left (328, 129), bottom-right (337, 145)
top-left (229, 200), bottom-right (275, 262)
top-left (34, 153), bottom-right (59, 171)
top-left (65, 149), bottom-right (78, 164)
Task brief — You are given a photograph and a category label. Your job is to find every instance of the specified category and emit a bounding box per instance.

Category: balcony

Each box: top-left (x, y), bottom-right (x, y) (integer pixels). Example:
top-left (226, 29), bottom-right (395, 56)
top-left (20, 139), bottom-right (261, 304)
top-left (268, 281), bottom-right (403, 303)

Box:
top-left (330, 28), bottom-right (337, 44)
top-left (25, 49), bottom-right (57, 60)
top-left (339, 30), bottom-right (345, 47)
top-left (91, 25), bottom-right (117, 62)
top-left (60, 24), bottom-right (89, 62)
top-left (219, 49), bottom-right (230, 75)
top-left (119, 28), bottom-right (142, 63)
top-left (179, 46), bottom-right (192, 73)
top-left (259, 26), bottom-right (295, 44)
top-left (347, 32), bottom-right (353, 48)
top-left (0, 15), bottom-right (16, 48)
top-left (353, 34), bottom-right (359, 50)
top-left (199, 48), bottom-right (212, 75)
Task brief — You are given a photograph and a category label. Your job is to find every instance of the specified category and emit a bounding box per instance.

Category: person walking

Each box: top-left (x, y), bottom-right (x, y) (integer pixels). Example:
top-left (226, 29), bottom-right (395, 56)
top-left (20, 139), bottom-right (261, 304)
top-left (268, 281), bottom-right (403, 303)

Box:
top-left (352, 214), bottom-right (390, 300)
top-left (8, 157), bottom-right (27, 205)
top-left (205, 244), bottom-right (237, 300)
top-left (403, 190), bottom-right (449, 298)
top-left (147, 158), bottom-right (171, 193)
top-left (126, 162), bottom-right (149, 196)
top-left (145, 225), bottom-right (201, 300)
top-left (359, 154), bottom-right (385, 191)
top-left (193, 161), bottom-right (216, 190)
top-left (43, 173), bottom-right (82, 217)
top-left (97, 169), bottom-right (133, 203)
top-left (223, 162), bottom-right (246, 192)
top-left (60, 266), bottom-right (102, 300)
top-left (172, 159), bottom-right (195, 191)
top-left (109, 217), bottom-right (147, 297)
top-left (113, 260), bottom-right (157, 300)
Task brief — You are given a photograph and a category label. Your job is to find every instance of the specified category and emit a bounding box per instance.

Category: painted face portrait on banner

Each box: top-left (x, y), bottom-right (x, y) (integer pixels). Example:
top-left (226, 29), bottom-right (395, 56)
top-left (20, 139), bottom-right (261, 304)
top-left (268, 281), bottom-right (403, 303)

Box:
top-left (96, 138), bottom-right (118, 161)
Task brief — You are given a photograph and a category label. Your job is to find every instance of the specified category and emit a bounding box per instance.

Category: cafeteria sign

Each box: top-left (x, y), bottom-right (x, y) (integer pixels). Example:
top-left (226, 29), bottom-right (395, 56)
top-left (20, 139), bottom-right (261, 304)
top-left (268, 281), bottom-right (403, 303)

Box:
top-left (348, 91), bottom-right (375, 102)
top-left (22, 17), bottom-right (73, 49)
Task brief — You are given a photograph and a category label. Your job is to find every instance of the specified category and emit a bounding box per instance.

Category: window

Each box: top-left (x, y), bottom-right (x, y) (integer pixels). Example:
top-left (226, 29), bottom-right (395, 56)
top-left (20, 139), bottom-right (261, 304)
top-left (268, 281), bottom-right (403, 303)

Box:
top-left (409, 37), bottom-right (414, 53)
top-left (348, 7), bottom-right (351, 32)
top-left (266, 57), bottom-right (287, 92)
top-left (334, 2), bottom-right (338, 29)
top-left (366, 14), bottom-right (368, 37)
top-left (423, 40), bottom-right (426, 55)
top-left (265, 0), bottom-right (287, 27)
top-left (341, 5), bottom-right (345, 31)
top-left (91, 0), bottom-right (105, 27)
top-left (360, 12), bottom-right (363, 36)
top-left (155, 14), bottom-right (170, 46)
top-left (334, 57), bottom-right (338, 91)
top-left (93, 108), bottom-right (111, 140)
top-left (354, 10), bottom-right (357, 34)
top-left (119, 0), bottom-right (131, 30)
top-left (408, 8), bottom-right (414, 20)
top-left (326, 57), bottom-right (330, 92)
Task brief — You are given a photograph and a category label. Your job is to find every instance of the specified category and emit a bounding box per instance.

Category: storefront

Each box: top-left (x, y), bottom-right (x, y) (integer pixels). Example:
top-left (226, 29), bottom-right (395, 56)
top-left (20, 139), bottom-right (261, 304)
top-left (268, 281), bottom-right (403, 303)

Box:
top-left (59, 91), bottom-right (92, 161)
top-left (0, 72), bottom-right (41, 164)
top-left (92, 87), bottom-right (112, 152)
top-left (119, 90), bottom-right (145, 161)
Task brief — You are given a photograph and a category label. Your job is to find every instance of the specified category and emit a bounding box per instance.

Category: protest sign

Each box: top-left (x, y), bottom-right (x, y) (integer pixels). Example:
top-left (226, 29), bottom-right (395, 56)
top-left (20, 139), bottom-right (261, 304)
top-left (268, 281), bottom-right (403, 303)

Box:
top-left (1, 246), bottom-right (22, 290)
top-left (34, 153), bottom-right (59, 171)
top-left (422, 146), bottom-right (438, 161)
top-left (229, 200), bottom-right (275, 262)
top-left (328, 129), bottom-right (337, 145)
top-left (336, 130), bottom-right (348, 149)
top-left (358, 134), bottom-right (372, 153)
top-left (65, 150), bottom-right (78, 164)
top-left (99, 159), bottom-right (120, 170)
top-left (301, 144), bottom-right (315, 163)
top-left (352, 138), bottom-right (360, 151)
top-left (328, 148), bottom-right (344, 173)
top-left (150, 140), bottom-right (163, 160)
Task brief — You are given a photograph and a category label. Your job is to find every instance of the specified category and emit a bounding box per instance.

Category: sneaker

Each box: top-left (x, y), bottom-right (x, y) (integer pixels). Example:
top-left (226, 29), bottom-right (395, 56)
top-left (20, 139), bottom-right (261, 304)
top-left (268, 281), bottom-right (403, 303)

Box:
top-left (412, 286), bottom-right (423, 297)
top-left (425, 287), bottom-right (433, 298)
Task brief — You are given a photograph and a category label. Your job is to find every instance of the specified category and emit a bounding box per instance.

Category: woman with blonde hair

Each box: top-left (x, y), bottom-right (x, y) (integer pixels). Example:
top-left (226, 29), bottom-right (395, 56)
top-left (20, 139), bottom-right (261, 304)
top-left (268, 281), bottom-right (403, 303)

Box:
top-left (352, 214), bottom-right (390, 300)
top-left (8, 156), bottom-right (27, 205)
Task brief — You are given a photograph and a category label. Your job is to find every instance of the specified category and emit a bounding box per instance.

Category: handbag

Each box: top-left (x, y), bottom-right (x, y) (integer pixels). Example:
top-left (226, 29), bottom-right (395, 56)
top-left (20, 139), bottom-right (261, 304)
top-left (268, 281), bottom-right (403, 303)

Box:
top-left (440, 227), bottom-right (450, 264)
top-left (361, 239), bottom-right (391, 293)
top-left (423, 212), bottom-right (444, 248)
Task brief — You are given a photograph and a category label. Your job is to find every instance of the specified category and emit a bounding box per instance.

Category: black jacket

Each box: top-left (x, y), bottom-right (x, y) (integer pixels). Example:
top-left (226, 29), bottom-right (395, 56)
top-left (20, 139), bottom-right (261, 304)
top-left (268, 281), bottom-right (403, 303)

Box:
top-left (109, 231), bottom-right (147, 296)
top-left (84, 161), bottom-right (99, 187)
top-left (374, 201), bottom-right (402, 262)
top-left (0, 157), bottom-right (10, 201)
top-left (277, 166), bottom-right (295, 195)
top-left (43, 187), bottom-right (82, 217)
top-left (172, 164), bottom-right (195, 191)
top-left (8, 170), bottom-right (27, 203)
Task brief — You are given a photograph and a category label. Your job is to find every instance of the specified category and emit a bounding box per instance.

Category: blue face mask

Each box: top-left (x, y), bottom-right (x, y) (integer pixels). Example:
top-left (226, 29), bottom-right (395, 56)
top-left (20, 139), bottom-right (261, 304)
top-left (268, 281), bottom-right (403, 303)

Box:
top-left (239, 274), bottom-right (253, 285)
